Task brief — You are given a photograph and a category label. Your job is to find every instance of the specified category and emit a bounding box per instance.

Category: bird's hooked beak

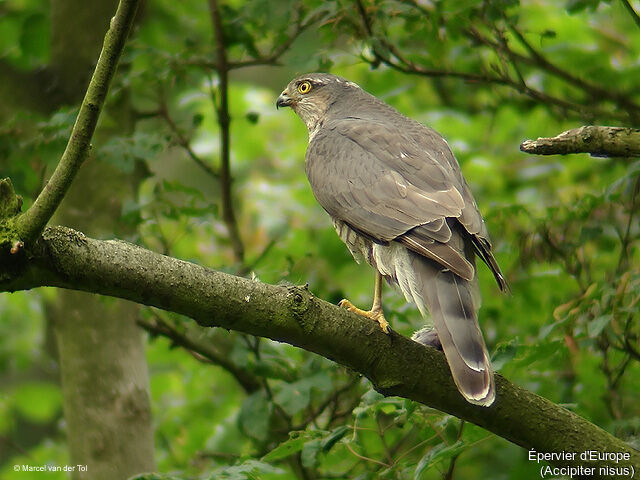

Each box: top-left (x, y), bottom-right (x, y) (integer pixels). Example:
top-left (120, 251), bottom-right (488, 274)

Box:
top-left (276, 91), bottom-right (293, 109)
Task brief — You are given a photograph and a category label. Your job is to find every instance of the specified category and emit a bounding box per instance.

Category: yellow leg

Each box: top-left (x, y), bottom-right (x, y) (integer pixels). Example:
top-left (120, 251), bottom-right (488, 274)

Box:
top-left (339, 272), bottom-right (390, 333)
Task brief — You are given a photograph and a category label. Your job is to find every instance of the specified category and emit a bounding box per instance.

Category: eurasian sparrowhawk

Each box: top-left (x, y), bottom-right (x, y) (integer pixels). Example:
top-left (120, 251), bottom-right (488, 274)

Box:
top-left (277, 73), bottom-right (508, 406)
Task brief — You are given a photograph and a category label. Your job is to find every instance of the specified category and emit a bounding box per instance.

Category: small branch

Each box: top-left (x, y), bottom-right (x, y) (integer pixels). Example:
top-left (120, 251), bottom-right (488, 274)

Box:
top-left (157, 102), bottom-right (220, 179)
top-left (443, 421), bottom-right (465, 480)
top-left (238, 238), bottom-right (278, 276)
top-left (354, 0), bottom-right (374, 37)
top-left (472, 24), bottom-right (640, 118)
top-left (620, 0), bottom-right (640, 30)
top-left (617, 176), bottom-right (640, 273)
top-left (520, 126), bottom-right (640, 157)
top-left (14, 0), bottom-right (140, 242)
top-left (230, 10), bottom-right (321, 69)
top-left (345, 442), bottom-right (392, 468)
top-left (183, 10), bottom-right (322, 71)
top-left (209, 0), bottom-right (244, 264)
top-left (137, 313), bottom-right (261, 393)
top-left (356, 2), bottom-right (614, 119)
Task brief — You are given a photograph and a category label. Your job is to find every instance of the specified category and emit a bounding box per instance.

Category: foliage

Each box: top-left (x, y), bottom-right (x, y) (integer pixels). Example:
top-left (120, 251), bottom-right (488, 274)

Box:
top-left (1, 0), bottom-right (639, 479)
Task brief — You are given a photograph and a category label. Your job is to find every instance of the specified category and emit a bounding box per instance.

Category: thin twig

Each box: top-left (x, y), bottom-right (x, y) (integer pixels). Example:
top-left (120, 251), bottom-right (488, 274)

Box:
top-left (248, 336), bottom-right (294, 430)
top-left (209, 0), bottom-right (245, 264)
top-left (617, 175), bottom-right (640, 272)
top-left (620, 0), bottom-right (640, 30)
top-left (290, 375), bottom-right (362, 431)
top-left (238, 238), bottom-right (278, 276)
top-left (443, 421), bottom-right (465, 480)
top-left (355, 0), bottom-right (612, 119)
top-left (376, 414), bottom-right (394, 464)
top-left (183, 10), bottom-right (322, 71)
top-left (391, 430), bottom-right (438, 466)
top-left (345, 442), bottom-right (392, 468)
top-left (16, 0), bottom-right (140, 241)
top-left (157, 100), bottom-right (219, 179)
top-left (466, 24), bottom-right (640, 122)
top-left (231, 9), bottom-right (322, 69)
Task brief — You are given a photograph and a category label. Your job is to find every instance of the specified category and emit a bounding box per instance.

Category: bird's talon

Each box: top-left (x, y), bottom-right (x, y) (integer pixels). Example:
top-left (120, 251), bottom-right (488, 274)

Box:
top-left (376, 314), bottom-right (390, 334)
top-left (339, 299), bottom-right (390, 334)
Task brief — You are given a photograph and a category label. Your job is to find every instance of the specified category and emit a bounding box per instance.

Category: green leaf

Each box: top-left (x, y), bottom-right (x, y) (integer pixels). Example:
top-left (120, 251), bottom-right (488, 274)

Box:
top-left (322, 425), bottom-right (349, 453)
top-left (491, 339), bottom-right (519, 371)
top-left (99, 133), bottom-right (165, 174)
top-left (245, 112), bottom-right (259, 124)
top-left (301, 439), bottom-right (322, 469)
top-left (274, 372), bottom-right (333, 416)
top-left (587, 314), bottom-right (611, 338)
top-left (129, 474), bottom-right (183, 480)
top-left (13, 382), bottom-right (61, 423)
top-left (565, 0), bottom-right (602, 13)
top-left (414, 441), bottom-right (465, 479)
top-left (192, 113), bottom-right (204, 127)
top-left (379, 403), bottom-right (398, 414)
top-left (262, 431), bottom-right (323, 462)
top-left (238, 391), bottom-right (271, 442)
top-left (208, 459), bottom-right (283, 480)
top-left (539, 318), bottom-right (566, 340)
top-left (414, 444), bottom-right (445, 479)
top-left (579, 225), bottom-right (603, 243)
top-left (20, 13), bottom-right (49, 64)
top-left (273, 381), bottom-right (311, 416)
top-left (361, 389), bottom-right (384, 405)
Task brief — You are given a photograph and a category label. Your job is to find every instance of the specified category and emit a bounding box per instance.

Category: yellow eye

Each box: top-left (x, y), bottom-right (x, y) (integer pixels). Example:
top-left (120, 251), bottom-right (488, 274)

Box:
top-left (297, 81), bottom-right (312, 94)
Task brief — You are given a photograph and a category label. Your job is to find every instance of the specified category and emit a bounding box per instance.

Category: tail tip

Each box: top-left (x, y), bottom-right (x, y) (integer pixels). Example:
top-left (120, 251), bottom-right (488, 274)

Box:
top-left (463, 388), bottom-right (495, 407)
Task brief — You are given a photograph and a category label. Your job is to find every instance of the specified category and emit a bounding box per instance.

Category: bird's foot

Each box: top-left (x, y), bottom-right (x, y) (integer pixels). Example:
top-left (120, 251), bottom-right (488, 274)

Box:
top-left (338, 299), bottom-right (390, 334)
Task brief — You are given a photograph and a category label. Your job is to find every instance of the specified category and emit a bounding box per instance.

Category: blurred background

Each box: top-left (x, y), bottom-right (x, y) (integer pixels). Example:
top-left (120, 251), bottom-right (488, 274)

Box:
top-left (0, 0), bottom-right (638, 478)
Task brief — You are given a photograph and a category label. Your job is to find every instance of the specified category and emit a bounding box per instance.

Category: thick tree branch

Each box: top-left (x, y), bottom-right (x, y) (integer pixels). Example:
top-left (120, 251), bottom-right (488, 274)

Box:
top-left (520, 126), bottom-right (640, 157)
top-left (1, 225), bottom-right (638, 477)
top-left (14, 0), bottom-right (139, 243)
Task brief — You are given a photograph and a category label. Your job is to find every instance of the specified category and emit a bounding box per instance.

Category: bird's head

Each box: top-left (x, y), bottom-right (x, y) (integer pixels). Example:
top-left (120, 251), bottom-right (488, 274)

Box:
top-left (276, 73), bottom-right (360, 133)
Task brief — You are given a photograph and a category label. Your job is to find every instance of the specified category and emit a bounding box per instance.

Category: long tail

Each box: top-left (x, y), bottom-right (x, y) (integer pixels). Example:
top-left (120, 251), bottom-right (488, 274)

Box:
top-left (407, 251), bottom-right (495, 406)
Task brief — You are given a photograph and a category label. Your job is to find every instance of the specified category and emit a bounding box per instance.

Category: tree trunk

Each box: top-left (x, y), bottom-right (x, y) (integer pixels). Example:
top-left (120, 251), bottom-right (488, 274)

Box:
top-left (45, 0), bottom-right (156, 478)
top-left (49, 292), bottom-right (155, 479)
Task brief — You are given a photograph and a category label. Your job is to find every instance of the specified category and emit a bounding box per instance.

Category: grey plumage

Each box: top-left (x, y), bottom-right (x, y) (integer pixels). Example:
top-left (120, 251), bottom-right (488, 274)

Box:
top-left (277, 73), bottom-right (507, 406)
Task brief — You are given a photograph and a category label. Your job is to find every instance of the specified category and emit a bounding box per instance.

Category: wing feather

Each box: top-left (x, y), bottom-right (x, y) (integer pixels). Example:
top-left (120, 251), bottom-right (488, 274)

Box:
top-left (306, 116), bottom-right (506, 290)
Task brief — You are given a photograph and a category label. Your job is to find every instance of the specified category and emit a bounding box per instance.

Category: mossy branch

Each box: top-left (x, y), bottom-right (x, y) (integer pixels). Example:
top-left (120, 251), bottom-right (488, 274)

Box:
top-left (520, 126), bottom-right (640, 157)
top-left (2, 225), bottom-right (638, 478)
top-left (14, 0), bottom-right (139, 243)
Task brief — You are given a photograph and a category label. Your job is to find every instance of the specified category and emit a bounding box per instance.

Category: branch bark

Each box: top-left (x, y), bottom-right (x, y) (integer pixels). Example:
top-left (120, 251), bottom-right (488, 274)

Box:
top-left (2, 225), bottom-right (638, 478)
top-left (14, 0), bottom-right (139, 243)
top-left (520, 126), bottom-right (640, 157)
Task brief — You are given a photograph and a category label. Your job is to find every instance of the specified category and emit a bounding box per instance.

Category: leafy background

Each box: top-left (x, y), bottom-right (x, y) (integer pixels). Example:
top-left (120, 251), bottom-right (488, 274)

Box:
top-left (1, 0), bottom-right (639, 478)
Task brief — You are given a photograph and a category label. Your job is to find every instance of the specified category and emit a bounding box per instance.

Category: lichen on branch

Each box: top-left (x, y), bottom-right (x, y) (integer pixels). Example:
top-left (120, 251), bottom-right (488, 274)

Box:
top-left (520, 126), bottom-right (640, 157)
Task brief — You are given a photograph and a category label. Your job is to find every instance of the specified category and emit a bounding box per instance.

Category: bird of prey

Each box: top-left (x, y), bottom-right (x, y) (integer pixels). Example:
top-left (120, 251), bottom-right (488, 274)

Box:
top-left (277, 73), bottom-right (508, 406)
